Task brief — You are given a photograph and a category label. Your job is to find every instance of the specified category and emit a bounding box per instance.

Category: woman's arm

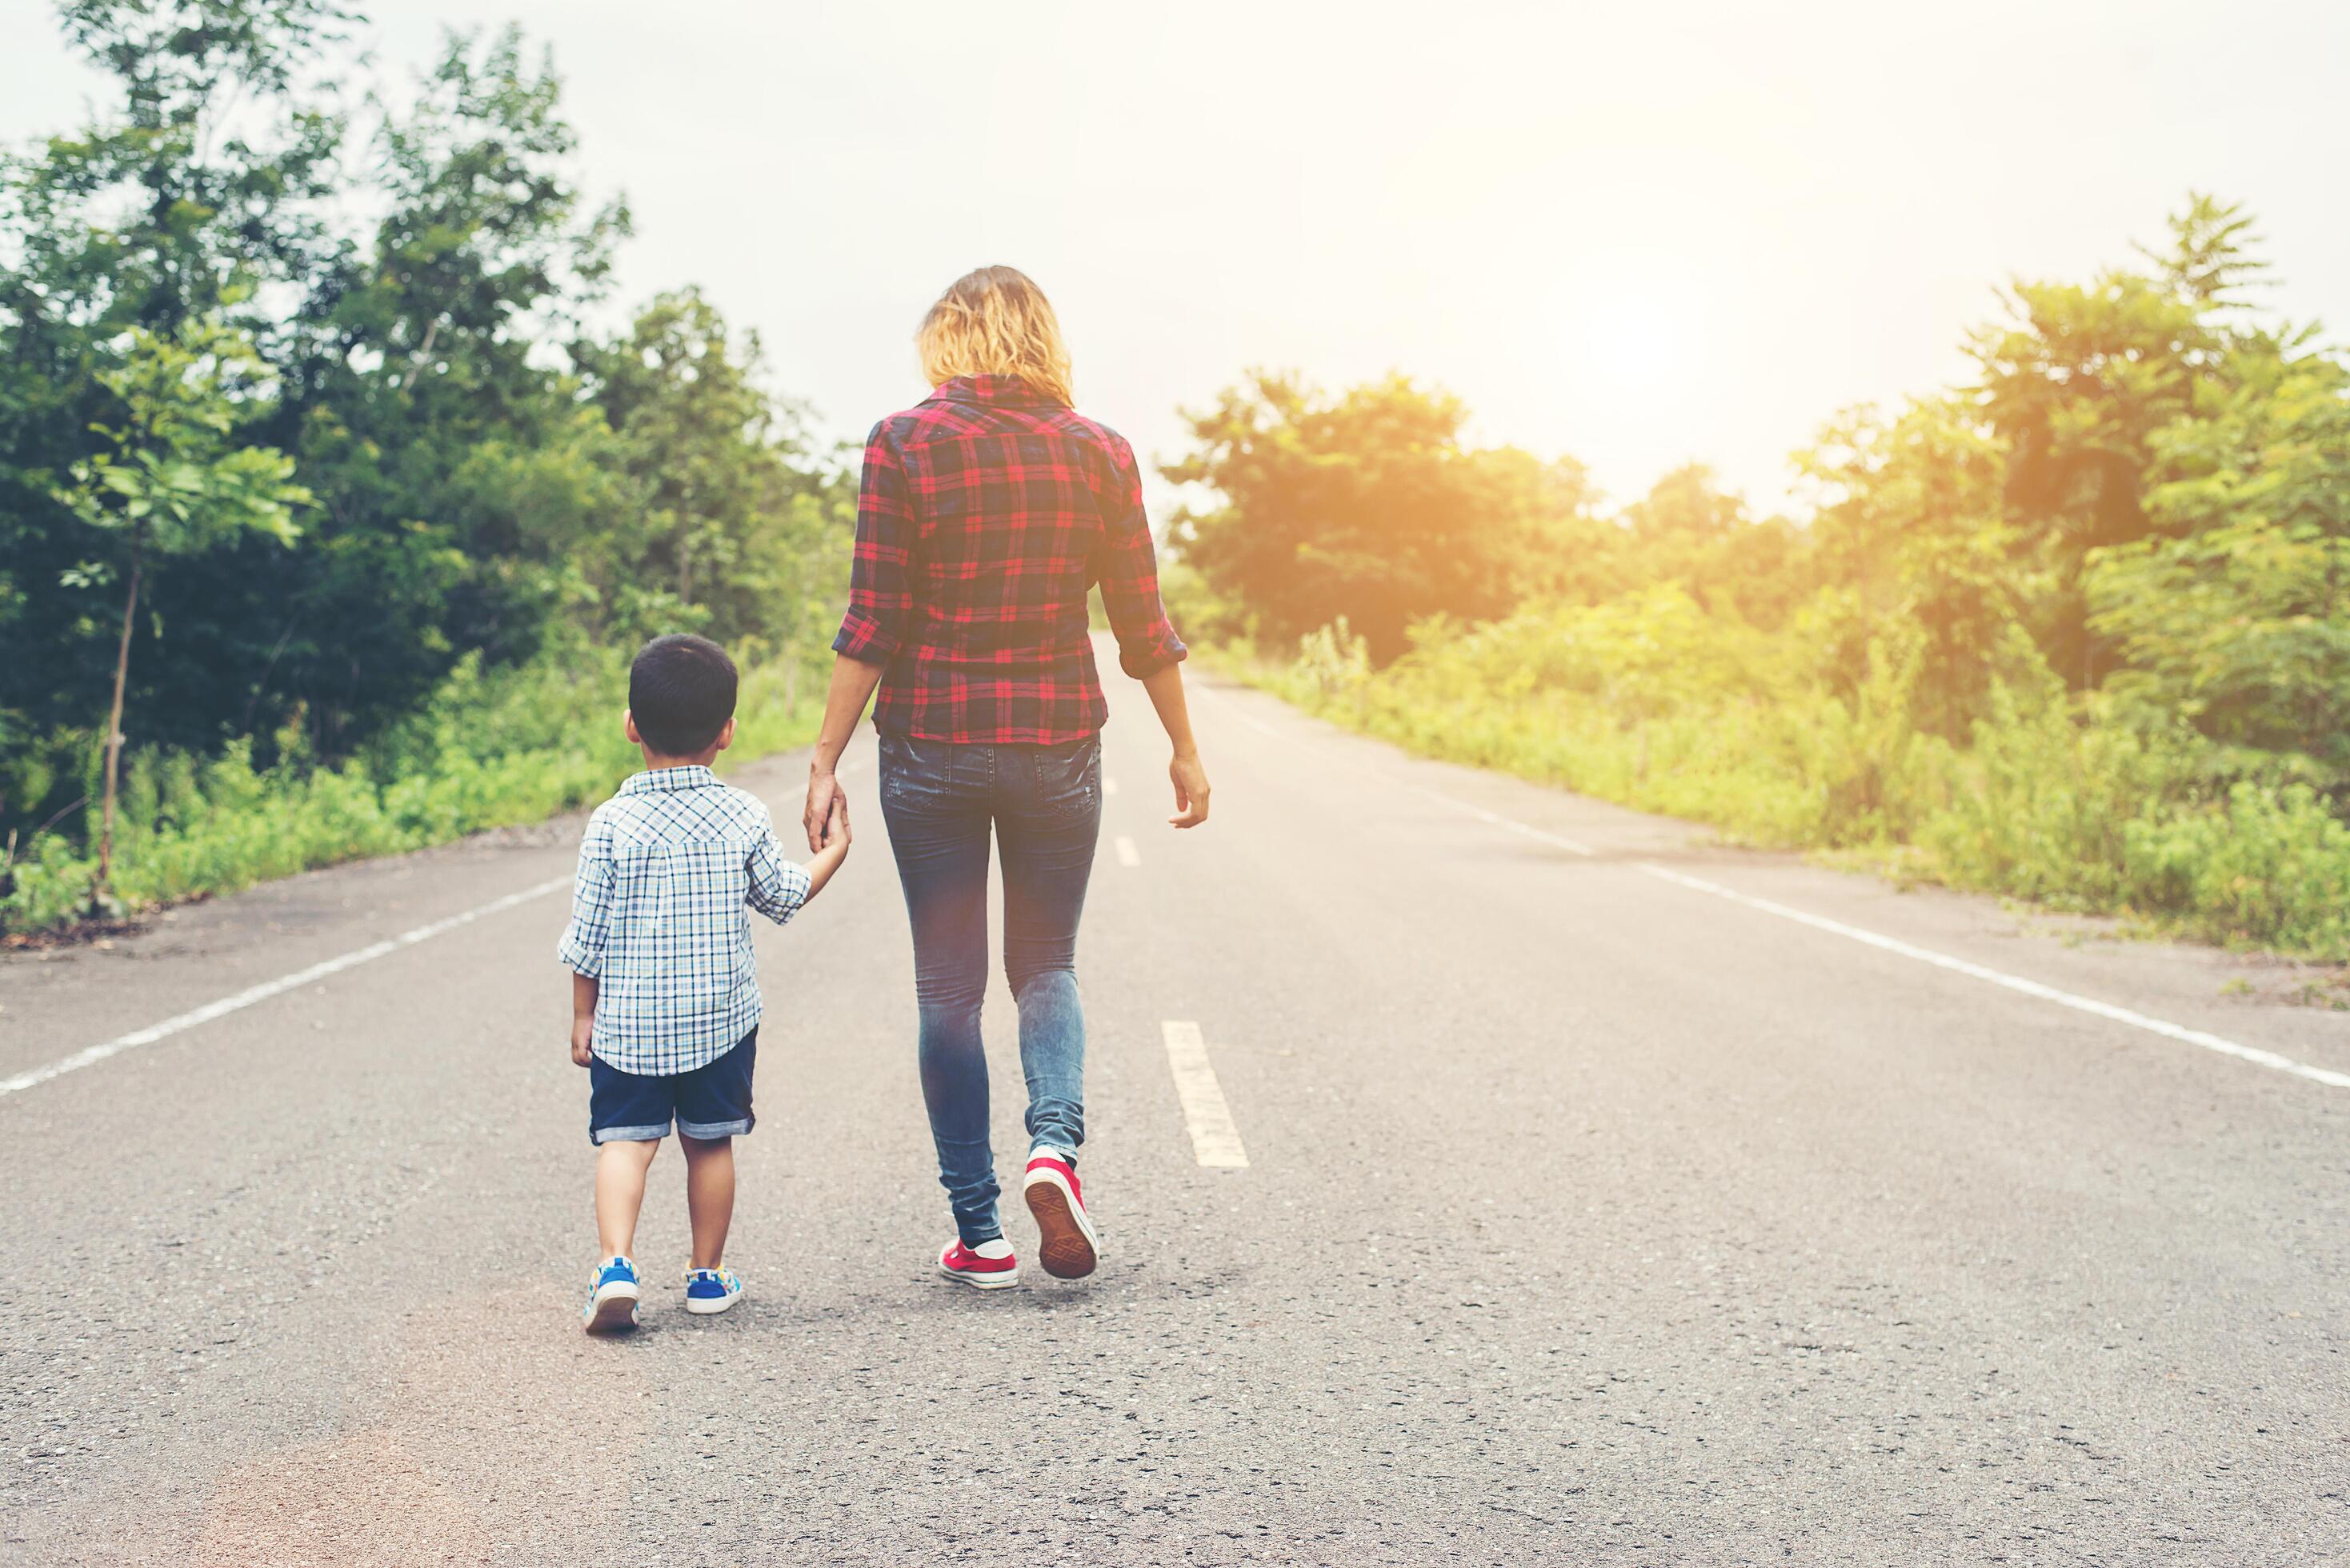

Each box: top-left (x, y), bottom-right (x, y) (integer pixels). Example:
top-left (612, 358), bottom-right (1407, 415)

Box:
top-left (1093, 434), bottom-right (1209, 828)
top-left (1092, 432), bottom-right (1191, 681)
top-left (807, 421), bottom-right (914, 851)
top-left (1142, 662), bottom-right (1210, 828)
top-left (803, 653), bottom-right (885, 852)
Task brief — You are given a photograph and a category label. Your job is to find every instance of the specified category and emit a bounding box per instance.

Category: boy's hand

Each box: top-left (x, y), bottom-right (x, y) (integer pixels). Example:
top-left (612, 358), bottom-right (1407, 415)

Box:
top-left (823, 794), bottom-right (851, 849)
top-left (569, 1015), bottom-right (594, 1068)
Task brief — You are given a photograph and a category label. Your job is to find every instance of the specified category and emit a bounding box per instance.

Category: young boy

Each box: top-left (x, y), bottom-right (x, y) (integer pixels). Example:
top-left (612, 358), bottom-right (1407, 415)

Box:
top-left (558, 633), bottom-right (850, 1332)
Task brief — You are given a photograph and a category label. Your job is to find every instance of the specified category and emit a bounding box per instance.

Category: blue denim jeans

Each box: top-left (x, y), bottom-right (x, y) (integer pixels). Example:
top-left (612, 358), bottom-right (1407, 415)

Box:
top-left (878, 730), bottom-right (1102, 1245)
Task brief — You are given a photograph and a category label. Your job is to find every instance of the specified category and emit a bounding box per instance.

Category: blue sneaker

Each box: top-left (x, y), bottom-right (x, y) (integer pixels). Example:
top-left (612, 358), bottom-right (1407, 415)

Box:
top-left (683, 1266), bottom-right (744, 1316)
top-left (582, 1254), bottom-right (641, 1333)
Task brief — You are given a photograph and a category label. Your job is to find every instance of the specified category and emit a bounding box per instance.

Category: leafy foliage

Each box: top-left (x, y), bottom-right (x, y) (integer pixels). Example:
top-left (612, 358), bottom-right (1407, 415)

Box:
top-left (1187, 196), bottom-right (2350, 957)
top-left (53, 317), bottom-right (308, 559)
top-left (0, 643), bottom-right (821, 933)
top-left (0, 2), bottom-right (848, 928)
top-left (1163, 372), bottom-right (1611, 660)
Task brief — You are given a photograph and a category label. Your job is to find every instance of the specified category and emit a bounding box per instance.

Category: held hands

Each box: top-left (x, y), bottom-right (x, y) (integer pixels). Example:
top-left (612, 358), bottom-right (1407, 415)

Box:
top-left (800, 782), bottom-right (853, 899)
top-left (804, 769), bottom-right (845, 854)
top-left (1168, 750), bottom-right (1211, 829)
top-left (569, 1015), bottom-right (594, 1069)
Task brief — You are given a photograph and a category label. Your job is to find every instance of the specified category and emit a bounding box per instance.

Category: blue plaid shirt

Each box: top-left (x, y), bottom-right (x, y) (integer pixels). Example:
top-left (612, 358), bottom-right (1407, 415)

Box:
top-left (556, 766), bottom-right (812, 1077)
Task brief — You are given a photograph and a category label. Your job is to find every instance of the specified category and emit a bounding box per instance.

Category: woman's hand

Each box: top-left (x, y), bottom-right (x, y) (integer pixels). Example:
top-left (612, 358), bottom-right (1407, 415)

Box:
top-left (1168, 750), bottom-right (1211, 828)
top-left (1139, 663), bottom-right (1210, 829)
top-left (804, 654), bottom-right (887, 850)
top-left (804, 768), bottom-right (847, 854)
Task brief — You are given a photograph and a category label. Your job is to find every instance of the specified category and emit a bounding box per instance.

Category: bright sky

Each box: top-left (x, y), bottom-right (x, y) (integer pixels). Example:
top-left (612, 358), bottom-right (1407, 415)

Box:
top-left (6, 0), bottom-right (2348, 515)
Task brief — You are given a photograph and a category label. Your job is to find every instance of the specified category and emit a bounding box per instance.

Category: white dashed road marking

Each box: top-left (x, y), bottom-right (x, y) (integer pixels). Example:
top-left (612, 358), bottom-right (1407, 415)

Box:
top-left (1114, 835), bottom-right (1141, 867)
top-left (1161, 1020), bottom-right (1248, 1167)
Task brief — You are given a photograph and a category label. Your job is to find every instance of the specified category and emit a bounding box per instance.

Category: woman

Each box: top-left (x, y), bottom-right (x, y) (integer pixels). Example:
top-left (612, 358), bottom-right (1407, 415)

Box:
top-left (802, 266), bottom-right (1211, 1288)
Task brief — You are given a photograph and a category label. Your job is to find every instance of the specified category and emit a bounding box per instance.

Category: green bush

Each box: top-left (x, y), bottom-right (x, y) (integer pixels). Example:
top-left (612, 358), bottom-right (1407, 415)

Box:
top-left (1, 638), bottom-right (822, 934)
top-left (1251, 607), bottom-right (2350, 960)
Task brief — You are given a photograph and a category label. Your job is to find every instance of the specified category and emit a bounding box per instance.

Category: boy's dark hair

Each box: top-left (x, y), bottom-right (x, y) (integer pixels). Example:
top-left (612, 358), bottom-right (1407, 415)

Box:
top-left (630, 634), bottom-right (739, 756)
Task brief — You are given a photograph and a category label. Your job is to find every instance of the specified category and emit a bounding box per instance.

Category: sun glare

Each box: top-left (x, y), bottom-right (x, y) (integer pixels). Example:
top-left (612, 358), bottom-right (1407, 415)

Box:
top-left (1543, 259), bottom-right (1698, 402)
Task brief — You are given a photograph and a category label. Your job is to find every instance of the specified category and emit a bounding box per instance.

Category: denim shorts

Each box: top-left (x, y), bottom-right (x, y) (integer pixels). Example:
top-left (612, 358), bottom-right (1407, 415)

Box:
top-left (588, 1028), bottom-right (757, 1145)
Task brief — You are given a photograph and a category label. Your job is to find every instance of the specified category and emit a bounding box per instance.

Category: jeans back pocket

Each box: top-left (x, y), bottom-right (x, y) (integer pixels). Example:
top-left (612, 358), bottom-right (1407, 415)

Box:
top-left (1031, 735), bottom-right (1100, 821)
top-left (879, 731), bottom-right (955, 810)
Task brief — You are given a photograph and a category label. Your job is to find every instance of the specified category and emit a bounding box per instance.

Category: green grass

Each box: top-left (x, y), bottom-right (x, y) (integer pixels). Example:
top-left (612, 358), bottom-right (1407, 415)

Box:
top-left (1, 640), bottom-right (823, 936)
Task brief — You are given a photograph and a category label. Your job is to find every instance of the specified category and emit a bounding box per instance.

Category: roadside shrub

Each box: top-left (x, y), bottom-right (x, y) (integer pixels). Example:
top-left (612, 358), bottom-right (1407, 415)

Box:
top-left (0, 638), bottom-right (821, 935)
top-left (1250, 602), bottom-right (2350, 960)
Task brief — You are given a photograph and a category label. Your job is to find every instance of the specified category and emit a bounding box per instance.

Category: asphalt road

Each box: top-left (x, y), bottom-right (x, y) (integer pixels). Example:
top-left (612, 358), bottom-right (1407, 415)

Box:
top-left (3, 655), bottom-right (2347, 1566)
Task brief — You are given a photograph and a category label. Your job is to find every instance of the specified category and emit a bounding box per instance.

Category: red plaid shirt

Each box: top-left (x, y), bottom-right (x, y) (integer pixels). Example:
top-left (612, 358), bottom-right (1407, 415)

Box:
top-left (834, 374), bottom-right (1187, 745)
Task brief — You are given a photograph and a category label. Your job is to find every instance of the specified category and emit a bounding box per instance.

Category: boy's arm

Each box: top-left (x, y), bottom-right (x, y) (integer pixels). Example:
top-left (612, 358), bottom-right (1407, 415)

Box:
top-left (570, 974), bottom-right (598, 1067)
top-left (747, 798), bottom-right (849, 922)
top-left (557, 813), bottom-right (615, 1064)
top-left (746, 806), bottom-right (819, 924)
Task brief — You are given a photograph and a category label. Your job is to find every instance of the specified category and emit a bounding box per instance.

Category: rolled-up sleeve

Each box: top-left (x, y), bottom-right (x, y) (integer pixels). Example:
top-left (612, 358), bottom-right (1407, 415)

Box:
top-left (1091, 433), bottom-right (1188, 679)
top-left (555, 814), bottom-right (616, 975)
top-left (833, 420), bottom-right (916, 664)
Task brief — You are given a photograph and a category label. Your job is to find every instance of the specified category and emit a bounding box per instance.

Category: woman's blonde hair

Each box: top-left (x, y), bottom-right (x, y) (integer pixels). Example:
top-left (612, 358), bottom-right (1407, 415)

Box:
top-left (916, 266), bottom-right (1075, 406)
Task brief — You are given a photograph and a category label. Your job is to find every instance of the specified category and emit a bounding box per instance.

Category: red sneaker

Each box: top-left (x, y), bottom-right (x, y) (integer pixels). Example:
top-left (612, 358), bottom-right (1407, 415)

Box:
top-left (937, 1237), bottom-right (1020, 1290)
top-left (1023, 1150), bottom-right (1099, 1279)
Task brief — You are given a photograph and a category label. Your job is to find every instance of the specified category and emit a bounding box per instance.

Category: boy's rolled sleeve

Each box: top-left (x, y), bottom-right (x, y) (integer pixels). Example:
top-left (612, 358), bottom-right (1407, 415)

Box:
top-left (745, 815), bottom-right (813, 926)
top-left (832, 422), bottom-right (917, 665)
top-left (1091, 433), bottom-right (1188, 679)
top-left (555, 815), bottom-right (616, 975)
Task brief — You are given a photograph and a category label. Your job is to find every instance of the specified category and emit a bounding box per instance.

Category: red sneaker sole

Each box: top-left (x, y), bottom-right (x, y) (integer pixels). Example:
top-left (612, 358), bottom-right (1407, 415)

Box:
top-left (936, 1259), bottom-right (1021, 1290)
top-left (1025, 1174), bottom-right (1099, 1279)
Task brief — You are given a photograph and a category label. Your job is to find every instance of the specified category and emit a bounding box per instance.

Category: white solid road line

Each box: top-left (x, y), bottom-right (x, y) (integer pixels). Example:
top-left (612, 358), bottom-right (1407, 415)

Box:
top-left (1636, 862), bottom-right (2350, 1091)
top-left (1397, 779), bottom-right (1596, 857)
top-left (1114, 835), bottom-right (1142, 867)
top-left (1191, 681), bottom-right (2350, 1093)
top-left (1394, 773), bottom-right (2350, 1094)
top-left (1160, 1021), bottom-right (1249, 1167)
top-left (1203, 682), bottom-right (2350, 1096)
top-left (0, 873), bottom-right (576, 1101)
top-left (1, 750), bottom-right (876, 1103)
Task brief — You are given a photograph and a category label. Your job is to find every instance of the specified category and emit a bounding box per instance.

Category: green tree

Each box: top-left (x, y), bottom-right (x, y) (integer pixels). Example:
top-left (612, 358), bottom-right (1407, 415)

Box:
top-left (1, 0), bottom-right (351, 814)
top-left (1969, 195), bottom-right (2267, 687)
top-left (52, 318), bottom-right (307, 901)
top-left (1796, 398), bottom-right (2024, 738)
top-left (2089, 350), bottom-right (2350, 763)
top-left (1619, 463), bottom-right (1809, 630)
top-left (0, 1), bottom-right (847, 928)
top-left (574, 288), bottom-right (843, 643)
top-left (264, 26), bottom-right (633, 746)
top-left (1163, 371), bottom-right (1603, 660)
top-left (1, 14), bottom-right (644, 811)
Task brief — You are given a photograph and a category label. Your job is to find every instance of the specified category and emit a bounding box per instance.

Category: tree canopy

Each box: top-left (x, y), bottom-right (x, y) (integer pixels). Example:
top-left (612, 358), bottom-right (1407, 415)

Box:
top-left (1171, 197), bottom-right (2346, 772)
top-left (1163, 372), bottom-right (1611, 660)
top-left (0, 2), bottom-right (847, 855)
